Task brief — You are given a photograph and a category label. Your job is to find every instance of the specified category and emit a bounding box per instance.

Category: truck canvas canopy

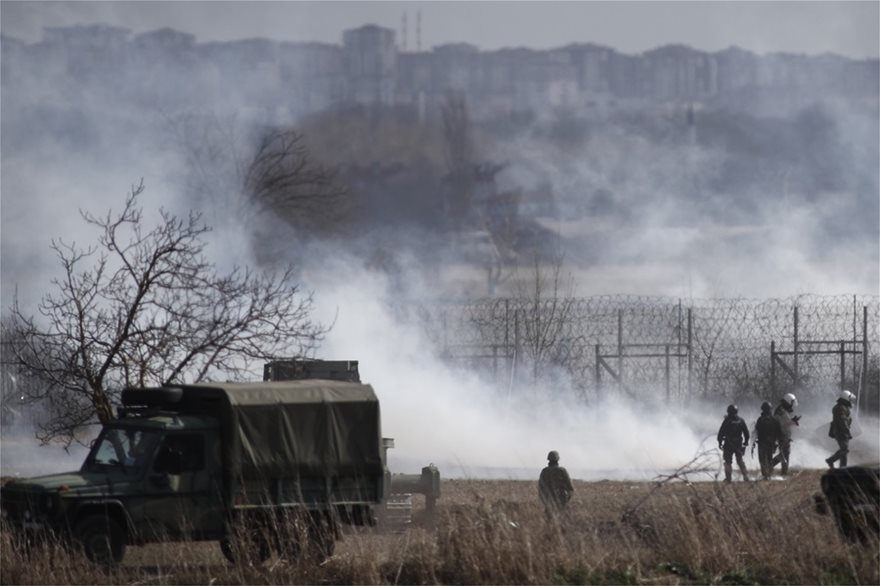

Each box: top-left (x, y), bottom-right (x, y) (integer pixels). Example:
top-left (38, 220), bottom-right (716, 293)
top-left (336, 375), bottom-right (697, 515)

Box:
top-left (128, 381), bottom-right (383, 484)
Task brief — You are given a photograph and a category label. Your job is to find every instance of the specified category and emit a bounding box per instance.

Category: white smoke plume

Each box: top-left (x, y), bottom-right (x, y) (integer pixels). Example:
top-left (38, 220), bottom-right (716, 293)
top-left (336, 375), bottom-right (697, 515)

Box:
top-left (1, 7), bottom-right (877, 479)
top-left (306, 255), bottom-right (880, 479)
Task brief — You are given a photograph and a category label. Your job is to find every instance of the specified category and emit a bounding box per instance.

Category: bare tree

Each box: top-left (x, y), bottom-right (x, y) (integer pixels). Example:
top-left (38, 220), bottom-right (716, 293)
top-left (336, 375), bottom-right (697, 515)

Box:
top-left (159, 110), bottom-right (349, 239)
top-left (482, 186), bottom-right (519, 296)
top-left (514, 248), bottom-right (578, 391)
top-left (441, 93), bottom-right (522, 293)
top-left (0, 319), bottom-right (29, 429)
top-left (441, 91), bottom-right (475, 229)
top-left (243, 127), bottom-right (351, 234)
top-left (158, 109), bottom-right (244, 216)
top-left (5, 182), bottom-right (326, 444)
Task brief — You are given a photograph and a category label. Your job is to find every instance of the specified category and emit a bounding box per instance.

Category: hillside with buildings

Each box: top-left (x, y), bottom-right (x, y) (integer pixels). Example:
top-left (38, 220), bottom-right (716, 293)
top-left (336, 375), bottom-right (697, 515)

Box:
top-left (2, 23), bottom-right (877, 122)
top-left (2, 23), bottom-right (878, 297)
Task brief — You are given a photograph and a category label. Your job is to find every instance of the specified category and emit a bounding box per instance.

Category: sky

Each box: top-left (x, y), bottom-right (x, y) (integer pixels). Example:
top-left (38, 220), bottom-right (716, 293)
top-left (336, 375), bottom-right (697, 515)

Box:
top-left (1, 0), bottom-right (878, 58)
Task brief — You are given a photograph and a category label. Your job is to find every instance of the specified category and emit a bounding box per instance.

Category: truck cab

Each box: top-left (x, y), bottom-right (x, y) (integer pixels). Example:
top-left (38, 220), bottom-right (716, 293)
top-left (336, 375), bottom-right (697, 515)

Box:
top-left (2, 411), bottom-right (225, 562)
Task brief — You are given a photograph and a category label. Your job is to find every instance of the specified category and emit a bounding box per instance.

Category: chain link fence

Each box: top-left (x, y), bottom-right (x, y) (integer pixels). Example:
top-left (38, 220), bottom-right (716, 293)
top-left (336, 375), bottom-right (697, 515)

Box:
top-left (396, 294), bottom-right (880, 412)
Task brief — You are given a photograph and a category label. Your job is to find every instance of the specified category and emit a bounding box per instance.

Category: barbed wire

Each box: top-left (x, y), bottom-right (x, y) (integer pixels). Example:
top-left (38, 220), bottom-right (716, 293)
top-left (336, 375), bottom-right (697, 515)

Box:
top-left (397, 294), bottom-right (880, 403)
top-left (3, 294), bottom-right (878, 408)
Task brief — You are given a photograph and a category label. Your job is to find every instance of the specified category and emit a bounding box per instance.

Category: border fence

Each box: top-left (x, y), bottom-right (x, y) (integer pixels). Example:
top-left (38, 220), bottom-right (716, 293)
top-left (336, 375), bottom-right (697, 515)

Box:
top-left (3, 294), bottom-right (879, 422)
top-left (397, 294), bottom-right (880, 413)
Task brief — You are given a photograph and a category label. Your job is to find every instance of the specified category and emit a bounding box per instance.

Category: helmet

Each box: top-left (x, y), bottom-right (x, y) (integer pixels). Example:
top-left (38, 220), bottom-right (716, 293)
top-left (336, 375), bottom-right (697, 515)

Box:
top-left (840, 389), bottom-right (856, 403)
top-left (783, 393), bottom-right (797, 407)
top-left (761, 401), bottom-right (772, 414)
top-left (727, 404), bottom-right (738, 416)
top-left (547, 450), bottom-right (560, 463)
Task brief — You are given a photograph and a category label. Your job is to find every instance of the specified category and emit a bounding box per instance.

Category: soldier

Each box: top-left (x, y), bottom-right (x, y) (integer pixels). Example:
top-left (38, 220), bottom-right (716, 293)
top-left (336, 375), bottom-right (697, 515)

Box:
top-left (826, 390), bottom-right (856, 469)
top-left (752, 401), bottom-right (782, 480)
top-left (771, 393), bottom-right (801, 476)
top-left (538, 450), bottom-right (574, 519)
top-left (717, 404), bottom-right (750, 482)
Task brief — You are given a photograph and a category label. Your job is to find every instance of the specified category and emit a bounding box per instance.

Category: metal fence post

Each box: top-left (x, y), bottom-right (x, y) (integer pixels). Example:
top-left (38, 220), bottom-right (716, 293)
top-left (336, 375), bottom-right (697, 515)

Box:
top-left (618, 309), bottom-right (624, 387)
top-left (862, 306), bottom-right (869, 409)
top-left (504, 298), bottom-right (510, 371)
top-left (687, 308), bottom-right (693, 398)
top-left (771, 340), bottom-right (777, 395)
top-left (665, 344), bottom-right (671, 403)
top-left (793, 305), bottom-right (799, 387)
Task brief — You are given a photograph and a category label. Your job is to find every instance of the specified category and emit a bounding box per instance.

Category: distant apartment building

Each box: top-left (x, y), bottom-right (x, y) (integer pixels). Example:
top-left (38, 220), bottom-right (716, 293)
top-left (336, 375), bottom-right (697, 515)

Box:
top-left (3, 22), bottom-right (877, 122)
top-left (278, 41), bottom-right (344, 116)
top-left (343, 24), bottom-right (397, 105)
top-left (643, 45), bottom-right (717, 100)
top-left (42, 24), bottom-right (130, 86)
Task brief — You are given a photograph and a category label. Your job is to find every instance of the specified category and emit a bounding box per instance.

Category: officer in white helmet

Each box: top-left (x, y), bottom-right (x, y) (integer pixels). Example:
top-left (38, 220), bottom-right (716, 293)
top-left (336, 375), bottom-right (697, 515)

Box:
top-left (771, 392), bottom-right (801, 476)
top-left (826, 389), bottom-right (856, 469)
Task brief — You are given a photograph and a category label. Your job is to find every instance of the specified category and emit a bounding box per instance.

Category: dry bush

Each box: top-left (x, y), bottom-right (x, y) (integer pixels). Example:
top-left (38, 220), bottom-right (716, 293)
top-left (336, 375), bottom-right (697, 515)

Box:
top-left (2, 472), bottom-right (878, 585)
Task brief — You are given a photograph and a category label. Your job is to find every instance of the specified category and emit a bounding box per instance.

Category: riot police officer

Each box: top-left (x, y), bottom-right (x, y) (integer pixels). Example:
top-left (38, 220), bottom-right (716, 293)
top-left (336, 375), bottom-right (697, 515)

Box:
top-left (752, 401), bottom-right (781, 480)
top-left (826, 390), bottom-right (856, 469)
top-left (717, 404), bottom-right (750, 482)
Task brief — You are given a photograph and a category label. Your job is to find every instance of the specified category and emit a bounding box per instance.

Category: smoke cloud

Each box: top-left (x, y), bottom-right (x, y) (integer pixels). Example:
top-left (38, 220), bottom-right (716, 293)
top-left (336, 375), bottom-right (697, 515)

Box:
top-left (1, 11), bottom-right (877, 479)
top-left (306, 256), bottom-right (879, 479)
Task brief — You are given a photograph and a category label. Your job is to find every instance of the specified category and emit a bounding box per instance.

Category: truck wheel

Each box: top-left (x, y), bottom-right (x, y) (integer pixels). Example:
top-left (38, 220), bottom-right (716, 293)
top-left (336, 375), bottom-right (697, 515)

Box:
top-left (220, 529), bottom-right (271, 565)
top-left (75, 516), bottom-right (126, 564)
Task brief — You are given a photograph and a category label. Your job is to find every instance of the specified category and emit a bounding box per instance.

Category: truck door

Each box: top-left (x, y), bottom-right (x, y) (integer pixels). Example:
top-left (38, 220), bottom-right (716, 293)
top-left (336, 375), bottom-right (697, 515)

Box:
top-left (142, 431), bottom-right (224, 539)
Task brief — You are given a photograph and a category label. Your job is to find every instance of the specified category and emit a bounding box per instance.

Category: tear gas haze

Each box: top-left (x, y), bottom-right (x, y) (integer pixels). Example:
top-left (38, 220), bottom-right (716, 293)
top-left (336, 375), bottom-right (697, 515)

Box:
top-left (308, 260), bottom-right (880, 479)
top-left (1, 3), bottom-right (878, 479)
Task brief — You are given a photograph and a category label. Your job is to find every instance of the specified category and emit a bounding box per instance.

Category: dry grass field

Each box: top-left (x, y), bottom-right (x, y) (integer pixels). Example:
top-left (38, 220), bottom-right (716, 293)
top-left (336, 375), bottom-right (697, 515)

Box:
top-left (2, 470), bottom-right (878, 585)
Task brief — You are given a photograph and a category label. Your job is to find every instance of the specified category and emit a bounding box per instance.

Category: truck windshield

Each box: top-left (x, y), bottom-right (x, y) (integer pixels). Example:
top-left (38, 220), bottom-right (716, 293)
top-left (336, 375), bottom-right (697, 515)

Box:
top-left (82, 427), bottom-right (161, 473)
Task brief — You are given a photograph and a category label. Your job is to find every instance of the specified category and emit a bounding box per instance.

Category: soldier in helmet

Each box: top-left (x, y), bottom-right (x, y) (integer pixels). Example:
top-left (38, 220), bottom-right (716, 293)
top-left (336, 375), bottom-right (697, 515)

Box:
top-left (771, 393), bottom-right (801, 476)
top-left (717, 404), bottom-right (750, 482)
top-left (826, 390), bottom-right (856, 469)
top-left (538, 450), bottom-right (574, 519)
top-left (752, 401), bottom-right (782, 480)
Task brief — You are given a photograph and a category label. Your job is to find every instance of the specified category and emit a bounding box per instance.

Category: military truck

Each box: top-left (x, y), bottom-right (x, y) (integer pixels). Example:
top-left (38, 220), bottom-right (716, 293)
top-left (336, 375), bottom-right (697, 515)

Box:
top-left (264, 359), bottom-right (442, 529)
top-left (0, 379), bottom-right (384, 564)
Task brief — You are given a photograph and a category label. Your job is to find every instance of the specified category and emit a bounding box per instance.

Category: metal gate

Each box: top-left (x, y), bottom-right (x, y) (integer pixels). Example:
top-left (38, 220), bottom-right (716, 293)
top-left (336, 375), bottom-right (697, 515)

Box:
top-left (594, 307), bottom-right (693, 401)
top-left (771, 305), bottom-right (870, 409)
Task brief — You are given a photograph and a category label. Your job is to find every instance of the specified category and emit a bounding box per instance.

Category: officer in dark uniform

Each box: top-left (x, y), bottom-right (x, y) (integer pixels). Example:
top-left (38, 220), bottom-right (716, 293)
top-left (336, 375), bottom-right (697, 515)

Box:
top-left (752, 401), bottom-right (781, 480)
top-left (717, 404), bottom-right (750, 482)
top-left (538, 450), bottom-right (574, 519)
top-left (826, 390), bottom-right (856, 469)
